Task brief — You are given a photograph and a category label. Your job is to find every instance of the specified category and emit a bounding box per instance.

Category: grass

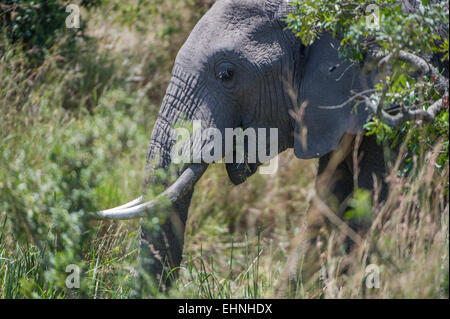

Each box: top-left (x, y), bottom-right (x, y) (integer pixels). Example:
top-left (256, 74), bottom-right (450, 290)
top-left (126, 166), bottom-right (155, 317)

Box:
top-left (0, 0), bottom-right (448, 299)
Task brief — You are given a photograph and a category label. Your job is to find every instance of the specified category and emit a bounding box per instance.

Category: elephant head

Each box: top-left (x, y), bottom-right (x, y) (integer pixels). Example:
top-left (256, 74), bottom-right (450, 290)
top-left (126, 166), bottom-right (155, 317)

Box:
top-left (96, 0), bottom-right (374, 289)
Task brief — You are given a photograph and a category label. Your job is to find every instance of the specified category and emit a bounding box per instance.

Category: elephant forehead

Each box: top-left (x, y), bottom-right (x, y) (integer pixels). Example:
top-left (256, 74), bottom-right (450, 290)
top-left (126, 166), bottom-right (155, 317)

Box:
top-left (189, 1), bottom-right (270, 44)
top-left (214, 0), bottom-right (269, 19)
top-left (175, 0), bottom-right (285, 71)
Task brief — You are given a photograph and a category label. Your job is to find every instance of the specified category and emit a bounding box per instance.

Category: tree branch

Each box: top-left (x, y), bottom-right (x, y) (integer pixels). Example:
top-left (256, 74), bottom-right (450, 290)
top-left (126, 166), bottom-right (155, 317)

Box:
top-left (354, 49), bottom-right (449, 128)
top-left (360, 94), bottom-right (444, 128)
top-left (375, 50), bottom-right (449, 95)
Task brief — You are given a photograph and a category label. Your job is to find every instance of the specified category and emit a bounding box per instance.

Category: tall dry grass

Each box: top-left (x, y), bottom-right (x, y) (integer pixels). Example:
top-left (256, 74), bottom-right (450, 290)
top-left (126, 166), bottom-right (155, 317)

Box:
top-left (171, 139), bottom-right (448, 298)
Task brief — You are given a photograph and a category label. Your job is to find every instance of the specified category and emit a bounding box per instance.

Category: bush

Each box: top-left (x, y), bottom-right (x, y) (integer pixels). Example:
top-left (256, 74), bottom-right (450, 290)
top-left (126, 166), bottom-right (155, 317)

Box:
top-left (0, 0), bottom-right (100, 64)
top-left (0, 81), bottom-right (150, 296)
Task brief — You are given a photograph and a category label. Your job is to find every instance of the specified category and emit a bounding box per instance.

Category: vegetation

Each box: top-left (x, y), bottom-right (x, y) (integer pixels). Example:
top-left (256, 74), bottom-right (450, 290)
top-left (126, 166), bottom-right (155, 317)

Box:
top-left (0, 0), bottom-right (448, 298)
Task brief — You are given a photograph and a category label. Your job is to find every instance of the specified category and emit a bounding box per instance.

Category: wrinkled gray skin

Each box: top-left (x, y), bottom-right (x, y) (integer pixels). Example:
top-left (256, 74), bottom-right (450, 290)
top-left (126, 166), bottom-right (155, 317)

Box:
top-left (141, 0), bottom-right (380, 289)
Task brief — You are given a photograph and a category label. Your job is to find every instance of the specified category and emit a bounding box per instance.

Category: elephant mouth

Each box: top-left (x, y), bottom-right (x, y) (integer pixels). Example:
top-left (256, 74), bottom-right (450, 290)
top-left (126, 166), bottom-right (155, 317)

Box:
top-left (226, 160), bottom-right (258, 185)
top-left (225, 125), bottom-right (261, 185)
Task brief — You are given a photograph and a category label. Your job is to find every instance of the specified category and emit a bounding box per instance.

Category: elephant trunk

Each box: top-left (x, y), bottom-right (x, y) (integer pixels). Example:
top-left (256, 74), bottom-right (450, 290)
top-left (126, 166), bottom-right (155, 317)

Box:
top-left (96, 65), bottom-right (209, 220)
top-left (95, 66), bottom-right (212, 292)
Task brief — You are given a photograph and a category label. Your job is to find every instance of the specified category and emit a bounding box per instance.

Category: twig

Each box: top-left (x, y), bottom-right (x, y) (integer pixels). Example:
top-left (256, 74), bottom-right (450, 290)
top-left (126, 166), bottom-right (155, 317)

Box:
top-left (318, 89), bottom-right (377, 110)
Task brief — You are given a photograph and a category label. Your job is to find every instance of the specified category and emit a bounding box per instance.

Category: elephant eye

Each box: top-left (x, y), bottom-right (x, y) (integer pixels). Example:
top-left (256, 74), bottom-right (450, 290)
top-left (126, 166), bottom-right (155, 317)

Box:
top-left (218, 69), bottom-right (234, 81)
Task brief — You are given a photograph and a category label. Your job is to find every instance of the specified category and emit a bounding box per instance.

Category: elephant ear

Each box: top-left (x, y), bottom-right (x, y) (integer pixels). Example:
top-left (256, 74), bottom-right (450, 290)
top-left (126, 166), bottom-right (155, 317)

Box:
top-left (293, 34), bottom-right (374, 159)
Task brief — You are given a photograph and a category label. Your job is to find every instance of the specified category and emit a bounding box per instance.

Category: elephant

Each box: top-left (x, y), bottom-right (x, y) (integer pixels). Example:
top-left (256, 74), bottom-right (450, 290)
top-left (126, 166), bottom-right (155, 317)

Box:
top-left (93, 0), bottom-right (446, 291)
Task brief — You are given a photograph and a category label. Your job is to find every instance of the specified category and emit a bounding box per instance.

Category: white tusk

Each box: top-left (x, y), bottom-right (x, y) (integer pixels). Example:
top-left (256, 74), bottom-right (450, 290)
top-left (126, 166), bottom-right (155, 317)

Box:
top-left (98, 196), bottom-right (143, 214)
top-left (91, 164), bottom-right (208, 220)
